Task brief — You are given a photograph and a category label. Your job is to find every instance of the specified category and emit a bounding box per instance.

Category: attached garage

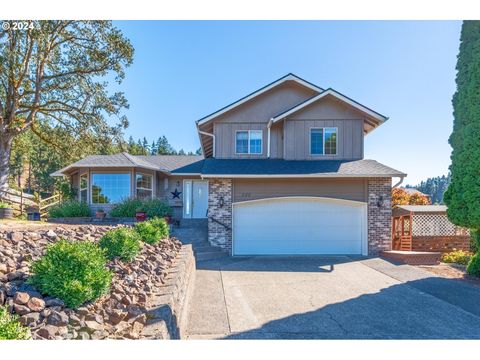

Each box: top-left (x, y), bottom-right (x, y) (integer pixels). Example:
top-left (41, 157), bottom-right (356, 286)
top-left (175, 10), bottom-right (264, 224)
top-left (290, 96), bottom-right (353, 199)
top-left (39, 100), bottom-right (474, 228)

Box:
top-left (232, 197), bottom-right (367, 256)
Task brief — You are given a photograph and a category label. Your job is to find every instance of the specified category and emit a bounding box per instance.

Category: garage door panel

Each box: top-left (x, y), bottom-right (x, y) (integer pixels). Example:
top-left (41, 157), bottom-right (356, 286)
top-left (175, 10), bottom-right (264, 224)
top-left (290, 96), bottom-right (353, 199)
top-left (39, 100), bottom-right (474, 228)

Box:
top-left (233, 197), bottom-right (366, 255)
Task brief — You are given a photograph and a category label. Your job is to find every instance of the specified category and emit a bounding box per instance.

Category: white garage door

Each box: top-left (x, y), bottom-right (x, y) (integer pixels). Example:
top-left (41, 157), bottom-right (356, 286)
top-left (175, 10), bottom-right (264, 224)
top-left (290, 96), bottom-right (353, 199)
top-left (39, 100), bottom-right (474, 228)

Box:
top-left (233, 197), bottom-right (367, 255)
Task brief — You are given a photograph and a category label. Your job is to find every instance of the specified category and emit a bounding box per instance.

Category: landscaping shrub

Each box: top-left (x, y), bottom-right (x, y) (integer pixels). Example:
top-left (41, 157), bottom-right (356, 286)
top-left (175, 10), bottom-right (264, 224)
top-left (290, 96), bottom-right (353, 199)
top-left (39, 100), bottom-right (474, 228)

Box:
top-left (0, 306), bottom-right (30, 340)
top-left (135, 217), bottom-right (169, 244)
top-left (29, 240), bottom-right (112, 308)
top-left (109, 198), bottom-right (171, 218)
top-left (467, 253), bottom-right (480, 277)
top-left (470, 229), bottom-right (480, 253)
top-left (48, 200), bottom-right (91, 218)
top-left (0, 202), bottom-right (10, 209)
top-left (441, 249), bottom-right (473, 266)
top-left (99, 228), bottom-right (142, 262)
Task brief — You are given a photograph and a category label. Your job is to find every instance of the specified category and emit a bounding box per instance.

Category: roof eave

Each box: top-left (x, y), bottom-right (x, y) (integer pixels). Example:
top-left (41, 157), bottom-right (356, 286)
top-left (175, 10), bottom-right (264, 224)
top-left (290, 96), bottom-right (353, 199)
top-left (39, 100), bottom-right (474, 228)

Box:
top-left (196, 73), bottom-right (323, 127)
top-left (271, 88), bottom-right (388, 124)
top-left (201, 173), bottom-right (406, 179)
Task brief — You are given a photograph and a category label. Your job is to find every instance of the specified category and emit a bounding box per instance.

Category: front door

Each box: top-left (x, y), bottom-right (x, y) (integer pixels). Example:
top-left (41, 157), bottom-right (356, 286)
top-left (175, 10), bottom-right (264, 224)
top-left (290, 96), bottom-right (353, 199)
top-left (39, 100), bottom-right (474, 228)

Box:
top-left (184, 180), bottom-right (208, 218)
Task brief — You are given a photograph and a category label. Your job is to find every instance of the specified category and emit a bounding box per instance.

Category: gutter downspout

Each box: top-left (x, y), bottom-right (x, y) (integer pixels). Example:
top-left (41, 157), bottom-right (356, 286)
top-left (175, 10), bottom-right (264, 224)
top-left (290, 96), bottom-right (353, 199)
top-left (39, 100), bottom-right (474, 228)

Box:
top-left (198, 129), bottom-right (216, 158)
top-left (267, 119), bottom-right (273, 158)
top-left (392, 176), bottom-right (405, 188)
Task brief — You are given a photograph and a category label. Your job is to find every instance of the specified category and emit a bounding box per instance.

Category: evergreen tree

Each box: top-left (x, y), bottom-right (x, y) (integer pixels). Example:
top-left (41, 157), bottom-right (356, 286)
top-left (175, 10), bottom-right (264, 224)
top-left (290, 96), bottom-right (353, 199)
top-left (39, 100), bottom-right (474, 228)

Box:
top-left (150, 141), bottom-right (157, 155)
top-left (444, 21), bottom-right (480, 230)
top-left (195, 147), bottom-right (203, 155)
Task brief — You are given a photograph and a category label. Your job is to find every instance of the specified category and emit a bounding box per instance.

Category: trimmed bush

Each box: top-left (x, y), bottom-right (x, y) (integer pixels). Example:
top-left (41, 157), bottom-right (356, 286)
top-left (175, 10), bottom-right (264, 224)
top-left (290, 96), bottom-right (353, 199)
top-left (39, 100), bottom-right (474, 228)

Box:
top-left (441, 250), bottom-right (473, 266)
top-left (467, 253), bottom-right (480, 277)
top-left (48, 200), bottom-right (91, 218)
top-left (29, 240), bottom-right (112, 308)
top-left (99, 228), bottom-right (142, 262)
top-left (0, 306), bottom-right (30, 340)
top-left (109, 198), bottom-right (171, 218)
top-left (135, 217), bottom-right (169, 244)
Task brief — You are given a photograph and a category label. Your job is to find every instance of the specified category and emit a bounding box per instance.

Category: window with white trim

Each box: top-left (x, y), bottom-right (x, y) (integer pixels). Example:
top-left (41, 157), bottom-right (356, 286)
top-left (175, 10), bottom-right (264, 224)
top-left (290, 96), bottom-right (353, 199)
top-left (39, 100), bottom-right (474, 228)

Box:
top-left (310, 127), bottom-right (337, 155)
top-left (91, 173), bottom-right (131, 204)
top-left (236, 130), bottom-right (263, 154)
top-left (79, 173), bottom-right (88, 203)
top-left (136, 172), bottom-right (153, 200)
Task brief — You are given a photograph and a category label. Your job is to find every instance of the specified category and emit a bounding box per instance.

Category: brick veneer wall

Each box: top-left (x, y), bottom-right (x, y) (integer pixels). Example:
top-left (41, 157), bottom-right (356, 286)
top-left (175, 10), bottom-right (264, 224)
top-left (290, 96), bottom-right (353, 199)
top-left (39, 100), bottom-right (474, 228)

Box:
top-left (368, 178), bottom-right (392, 255)
top-left (208, 179), bottom-right (232, 253)
top-left (411, 236), bottom-right (471, 253)
top-left (208, 177), bottom-right (393, 256)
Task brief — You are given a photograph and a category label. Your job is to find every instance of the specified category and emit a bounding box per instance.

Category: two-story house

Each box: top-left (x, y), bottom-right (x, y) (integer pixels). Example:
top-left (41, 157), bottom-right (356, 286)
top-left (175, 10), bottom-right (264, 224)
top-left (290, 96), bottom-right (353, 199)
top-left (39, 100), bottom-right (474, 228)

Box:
top-left (53, 74), bottom-right (406, 256)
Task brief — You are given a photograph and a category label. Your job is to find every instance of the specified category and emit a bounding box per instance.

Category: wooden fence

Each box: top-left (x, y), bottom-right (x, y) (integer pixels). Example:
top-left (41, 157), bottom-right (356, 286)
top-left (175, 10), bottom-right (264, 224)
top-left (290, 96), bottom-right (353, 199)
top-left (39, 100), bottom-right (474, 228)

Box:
top-left (0, 188), bottom-right (61, 218)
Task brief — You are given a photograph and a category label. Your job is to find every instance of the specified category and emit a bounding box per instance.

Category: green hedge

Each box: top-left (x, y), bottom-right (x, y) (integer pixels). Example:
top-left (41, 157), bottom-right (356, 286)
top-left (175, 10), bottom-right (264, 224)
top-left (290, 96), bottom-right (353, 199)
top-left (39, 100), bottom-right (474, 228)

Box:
top-left (135, 217), bottom-right (170, 244)
top-left (48, 200), bottom-right (91, 218)
top-left (467, 253), bottom-right (480, 277)
top-left (0, 306), bottom-right (30, 340)
top-left (99, 228), bottom-right (142, 262)
top-left (109, 198), bottom-right (171, 218)
top-left (29, 240), bottom-right (112, 308)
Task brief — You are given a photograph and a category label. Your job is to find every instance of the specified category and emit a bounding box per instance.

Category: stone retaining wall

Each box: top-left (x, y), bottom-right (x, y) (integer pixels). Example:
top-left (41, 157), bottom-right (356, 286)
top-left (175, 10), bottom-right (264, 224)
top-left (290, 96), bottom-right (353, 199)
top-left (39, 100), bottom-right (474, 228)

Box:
top-left (0, 225), bottom-right (195, 339)
top-left (48, 217), bottom-right (135, 225)
top-left (142, 244), bottom-right (195, 339)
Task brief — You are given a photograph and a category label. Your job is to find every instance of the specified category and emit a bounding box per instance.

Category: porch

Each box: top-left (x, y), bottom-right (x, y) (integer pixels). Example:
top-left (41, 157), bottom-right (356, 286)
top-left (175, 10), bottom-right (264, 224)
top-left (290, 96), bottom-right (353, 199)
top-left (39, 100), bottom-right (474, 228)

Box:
top-left (392, 205), bottom-right (470, 253)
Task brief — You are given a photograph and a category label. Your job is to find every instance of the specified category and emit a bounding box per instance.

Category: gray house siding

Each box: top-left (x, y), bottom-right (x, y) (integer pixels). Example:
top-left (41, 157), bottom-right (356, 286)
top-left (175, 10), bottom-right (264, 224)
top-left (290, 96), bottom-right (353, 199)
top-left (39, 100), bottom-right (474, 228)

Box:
top-left (211, 81), bottom-right (317, 159)
top-left (233, 178), bottom-right (368, 203)
top-left (283, 96), bottom-right (367, 160)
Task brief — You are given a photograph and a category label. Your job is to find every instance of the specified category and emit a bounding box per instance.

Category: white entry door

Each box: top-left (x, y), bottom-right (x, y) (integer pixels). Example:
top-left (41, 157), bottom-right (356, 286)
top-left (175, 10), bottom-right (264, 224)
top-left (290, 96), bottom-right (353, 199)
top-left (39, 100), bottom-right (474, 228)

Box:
top-left (184, 180), bottom-right (208, 218)
top-left (233, 197), bottom-right (367, 255)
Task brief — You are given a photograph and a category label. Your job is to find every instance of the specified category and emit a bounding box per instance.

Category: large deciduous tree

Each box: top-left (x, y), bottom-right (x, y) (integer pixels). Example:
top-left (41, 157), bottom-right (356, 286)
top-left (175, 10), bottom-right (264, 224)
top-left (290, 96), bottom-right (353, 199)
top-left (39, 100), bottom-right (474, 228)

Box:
top-left (444, 21), bottom-right (480, 232)
top-left (0, 21), bottom-right (133, 190)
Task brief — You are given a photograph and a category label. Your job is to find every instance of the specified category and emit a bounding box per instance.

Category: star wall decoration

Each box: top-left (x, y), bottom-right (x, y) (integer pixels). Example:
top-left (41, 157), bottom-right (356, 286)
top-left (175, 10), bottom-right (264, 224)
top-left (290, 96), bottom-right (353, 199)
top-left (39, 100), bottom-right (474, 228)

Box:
top-left (171, 188), bottom-right (182, 199)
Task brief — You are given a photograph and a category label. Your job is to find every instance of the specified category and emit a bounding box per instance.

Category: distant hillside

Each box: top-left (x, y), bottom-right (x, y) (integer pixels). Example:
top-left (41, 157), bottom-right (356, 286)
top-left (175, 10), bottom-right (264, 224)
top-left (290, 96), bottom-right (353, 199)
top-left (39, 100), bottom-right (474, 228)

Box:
top-left (405, 174), bottom-right (451, 205)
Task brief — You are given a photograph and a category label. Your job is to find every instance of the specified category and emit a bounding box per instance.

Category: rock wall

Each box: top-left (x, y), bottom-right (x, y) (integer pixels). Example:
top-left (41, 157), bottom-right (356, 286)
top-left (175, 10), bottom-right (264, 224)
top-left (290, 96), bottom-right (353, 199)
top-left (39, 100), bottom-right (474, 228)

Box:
top-left (0, 225), bottom-right (195, 339)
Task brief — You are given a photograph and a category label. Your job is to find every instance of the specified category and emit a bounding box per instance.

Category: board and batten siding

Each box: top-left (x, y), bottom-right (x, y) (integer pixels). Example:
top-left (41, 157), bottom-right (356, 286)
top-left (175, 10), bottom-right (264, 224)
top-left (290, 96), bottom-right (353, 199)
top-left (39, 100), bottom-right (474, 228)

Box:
top-left (283, 118), bottom-right (364, 160)
top-left (211, 81), bottom-right (317, 159)
top-left (233, 178), bottom-right (368, 203)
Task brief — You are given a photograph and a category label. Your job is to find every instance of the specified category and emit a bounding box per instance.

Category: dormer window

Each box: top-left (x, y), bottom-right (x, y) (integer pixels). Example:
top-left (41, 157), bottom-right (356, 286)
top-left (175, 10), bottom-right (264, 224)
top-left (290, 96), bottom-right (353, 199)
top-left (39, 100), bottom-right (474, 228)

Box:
top-left (236, 130), bottom-right (262, 154)
top-left (310, 127), bottom-right (337, 155)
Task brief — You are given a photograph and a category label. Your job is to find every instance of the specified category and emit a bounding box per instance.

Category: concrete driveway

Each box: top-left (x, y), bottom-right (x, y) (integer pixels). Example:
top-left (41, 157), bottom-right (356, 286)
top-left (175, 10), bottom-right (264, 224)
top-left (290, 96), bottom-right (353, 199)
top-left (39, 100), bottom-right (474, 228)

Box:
top-left (186, 256), bottom-right (480, 339)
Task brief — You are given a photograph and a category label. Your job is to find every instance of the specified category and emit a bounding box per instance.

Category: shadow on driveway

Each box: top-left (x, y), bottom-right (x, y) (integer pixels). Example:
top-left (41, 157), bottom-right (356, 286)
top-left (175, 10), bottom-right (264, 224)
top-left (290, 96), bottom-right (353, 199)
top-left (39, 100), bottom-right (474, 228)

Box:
top-left (189, 256), bottom-right (480, 339)
top-left (222, 276), bottom-right (480, 339)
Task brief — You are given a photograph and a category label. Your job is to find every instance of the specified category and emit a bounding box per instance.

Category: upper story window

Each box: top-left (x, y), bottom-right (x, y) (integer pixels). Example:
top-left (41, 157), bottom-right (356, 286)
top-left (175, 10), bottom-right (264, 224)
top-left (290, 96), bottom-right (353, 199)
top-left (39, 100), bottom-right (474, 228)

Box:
top-left (236, 130), bottom-right (262, 154)
top-left (91, 173), bottom-right (131, 204)
top-left (136, 172), bottom-right (153, 200)
top-left (310, 127), bottom-right (337, 155)
top-left (79, 173), bottom-right (88, 203)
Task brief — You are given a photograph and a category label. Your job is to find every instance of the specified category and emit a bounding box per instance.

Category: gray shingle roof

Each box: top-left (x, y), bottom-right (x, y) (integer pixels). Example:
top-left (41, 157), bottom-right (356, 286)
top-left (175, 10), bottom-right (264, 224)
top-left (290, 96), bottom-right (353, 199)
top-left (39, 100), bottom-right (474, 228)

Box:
top-left (195, 159), bottom-right (405, 177)
top-left (52, 153), bottom-right (405, 178)
top-left (51, 153), bottom-right (203, 176)
top-left (136, 155), bottom-right (203, 172)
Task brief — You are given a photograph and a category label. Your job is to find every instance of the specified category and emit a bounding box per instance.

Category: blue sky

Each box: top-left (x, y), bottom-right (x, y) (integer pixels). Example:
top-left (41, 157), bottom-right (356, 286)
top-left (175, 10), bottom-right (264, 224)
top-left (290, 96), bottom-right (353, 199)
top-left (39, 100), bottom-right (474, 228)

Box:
top-left (113, 21), bottom-right (461, 185)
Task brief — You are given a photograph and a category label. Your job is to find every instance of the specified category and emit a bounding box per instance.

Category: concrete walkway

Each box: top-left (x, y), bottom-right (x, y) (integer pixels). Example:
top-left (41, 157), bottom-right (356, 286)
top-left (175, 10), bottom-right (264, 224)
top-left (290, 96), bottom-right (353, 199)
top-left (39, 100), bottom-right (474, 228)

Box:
top-left (186, 256), bottom-right (480, 339)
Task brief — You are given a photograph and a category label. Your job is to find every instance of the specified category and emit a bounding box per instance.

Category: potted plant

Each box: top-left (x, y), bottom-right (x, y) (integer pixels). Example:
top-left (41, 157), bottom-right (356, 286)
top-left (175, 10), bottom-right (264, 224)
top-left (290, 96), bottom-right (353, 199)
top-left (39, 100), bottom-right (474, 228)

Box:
top-left (0, 202), bottom-right (14, 219)
top-left (135, 207), bottom-right (147, 222)
top-left (164, 213), bottom-right (173, 225)
top-left (95, 208), bottom-right (106, 219)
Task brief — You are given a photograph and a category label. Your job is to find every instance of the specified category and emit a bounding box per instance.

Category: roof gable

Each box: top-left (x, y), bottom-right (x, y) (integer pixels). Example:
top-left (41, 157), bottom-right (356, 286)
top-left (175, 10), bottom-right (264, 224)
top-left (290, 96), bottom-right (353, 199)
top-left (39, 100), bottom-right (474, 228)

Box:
top-left (196, 73), bottom-right (323, 126)
top-left (271, 88), bottom-right (388, 132)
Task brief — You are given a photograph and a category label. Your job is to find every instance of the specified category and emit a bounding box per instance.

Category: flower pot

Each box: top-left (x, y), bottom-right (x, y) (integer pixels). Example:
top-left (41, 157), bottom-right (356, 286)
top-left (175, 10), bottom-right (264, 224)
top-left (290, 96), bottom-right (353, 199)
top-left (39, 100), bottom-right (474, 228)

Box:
top-left (96, 210), bottom-right (106, 219)
top-left (135, 212), bottom-right (147, 222)
top-left (0, 208), bottom-right (14, 219)
top-left (164, 215), bottom-right (173, 224)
